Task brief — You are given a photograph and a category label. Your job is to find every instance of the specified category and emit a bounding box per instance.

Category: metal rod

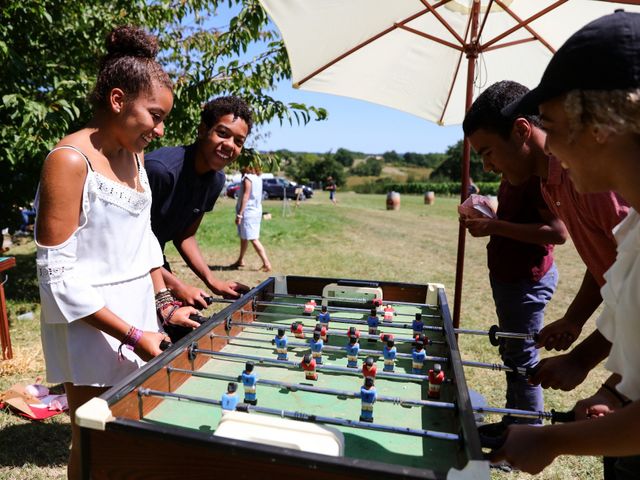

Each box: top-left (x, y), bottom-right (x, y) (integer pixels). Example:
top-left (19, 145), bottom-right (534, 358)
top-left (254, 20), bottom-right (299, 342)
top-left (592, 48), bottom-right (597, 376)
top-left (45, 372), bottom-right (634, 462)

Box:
top-left (138, 387), bottom-right (459, 442)
top-left (238, 310), bottom-right (446, 345)
top-left (268, 292), bottom-right (439, 310)
top-left (210, 333), bottom-right (448, 363)
top-left (208, 296), bottom-right (439, 319)
top-left (209, 334), bottom-right (526, 375)
top-left (230, 307), bottom-right (537, 344)
top-left (229, 319), bottom-right (421, 344)
top-left (166, 367), bottom-right (558, 421)
top-left (191, 347), bottom-right (428, 381)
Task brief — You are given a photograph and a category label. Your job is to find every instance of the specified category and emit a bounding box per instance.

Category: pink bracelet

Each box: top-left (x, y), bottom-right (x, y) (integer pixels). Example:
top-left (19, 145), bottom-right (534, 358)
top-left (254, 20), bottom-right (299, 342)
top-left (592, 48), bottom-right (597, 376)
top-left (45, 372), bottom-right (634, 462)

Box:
top-left (118, 326), bottom-right (143, 361)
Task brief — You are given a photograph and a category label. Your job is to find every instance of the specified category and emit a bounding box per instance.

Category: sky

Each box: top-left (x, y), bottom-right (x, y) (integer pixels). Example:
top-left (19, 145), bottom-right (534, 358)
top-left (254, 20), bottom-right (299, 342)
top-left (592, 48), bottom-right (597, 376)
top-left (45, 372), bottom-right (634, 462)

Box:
top-left (256, 81), bottom-right (464, 155)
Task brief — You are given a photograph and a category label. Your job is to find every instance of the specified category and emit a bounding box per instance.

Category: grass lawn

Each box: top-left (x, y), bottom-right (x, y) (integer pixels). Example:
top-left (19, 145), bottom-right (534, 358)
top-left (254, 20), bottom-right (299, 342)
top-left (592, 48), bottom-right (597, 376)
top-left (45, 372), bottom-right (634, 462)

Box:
top-left (0, 192), bottom-right (607, 479)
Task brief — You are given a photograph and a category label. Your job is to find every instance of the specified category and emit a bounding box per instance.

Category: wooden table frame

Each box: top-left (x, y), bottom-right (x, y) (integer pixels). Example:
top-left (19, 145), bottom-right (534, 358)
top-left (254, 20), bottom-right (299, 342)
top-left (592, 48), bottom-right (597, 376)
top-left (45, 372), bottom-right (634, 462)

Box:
top-left (0, 257), bottom-right (16, 359)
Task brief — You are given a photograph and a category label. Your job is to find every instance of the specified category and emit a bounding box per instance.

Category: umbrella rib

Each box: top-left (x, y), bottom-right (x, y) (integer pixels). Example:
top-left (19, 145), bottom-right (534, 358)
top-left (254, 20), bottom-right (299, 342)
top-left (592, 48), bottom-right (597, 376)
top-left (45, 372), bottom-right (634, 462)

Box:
top-left (397, 24), bottom-right (463, 51)
top-left (418, 0), bottom-right (466, 45)
top-left (480, 0), bottom-right (568, 53)
top-left (438, 10), bottom-right (474, 125)
top-left (476, 0), bottom-right (496, 42)
top-left (483, 36), bottom-right (538, 52)
top-left (295, 6), bottom-right (444, 87)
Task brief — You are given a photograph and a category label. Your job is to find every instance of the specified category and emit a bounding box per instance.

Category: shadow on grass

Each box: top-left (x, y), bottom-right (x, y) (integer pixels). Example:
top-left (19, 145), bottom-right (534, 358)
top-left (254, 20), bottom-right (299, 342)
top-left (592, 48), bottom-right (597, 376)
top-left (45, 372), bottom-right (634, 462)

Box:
top-left (4, 251), bottom-right (39, 303)
top-left (208, 264), bottom-right (241, 271)
top-left (0, 420), bottom-right (70, 467)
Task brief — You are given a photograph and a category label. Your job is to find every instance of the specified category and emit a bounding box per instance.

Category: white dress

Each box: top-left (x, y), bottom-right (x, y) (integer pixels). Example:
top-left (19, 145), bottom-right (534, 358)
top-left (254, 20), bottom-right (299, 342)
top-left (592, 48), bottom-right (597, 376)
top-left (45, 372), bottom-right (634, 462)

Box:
top-left (35, 146), bottom-right (164, 386)
top-left (236, 173), bottom-right (263, 240)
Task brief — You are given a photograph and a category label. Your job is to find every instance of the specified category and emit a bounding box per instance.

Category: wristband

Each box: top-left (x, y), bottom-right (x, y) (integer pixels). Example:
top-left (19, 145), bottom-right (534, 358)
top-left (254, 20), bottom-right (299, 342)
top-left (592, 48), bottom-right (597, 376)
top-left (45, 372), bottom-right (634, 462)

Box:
top-left (118, 326), bottom-right (143, 361)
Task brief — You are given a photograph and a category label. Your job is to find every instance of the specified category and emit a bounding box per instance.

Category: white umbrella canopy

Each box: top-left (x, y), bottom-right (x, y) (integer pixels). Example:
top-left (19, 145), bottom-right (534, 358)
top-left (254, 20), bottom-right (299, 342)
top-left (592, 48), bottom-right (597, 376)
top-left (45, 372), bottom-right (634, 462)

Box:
top-left (259, 0), bottom-right (640, 325)
top-left (261, 0), bottom-right (640, 125)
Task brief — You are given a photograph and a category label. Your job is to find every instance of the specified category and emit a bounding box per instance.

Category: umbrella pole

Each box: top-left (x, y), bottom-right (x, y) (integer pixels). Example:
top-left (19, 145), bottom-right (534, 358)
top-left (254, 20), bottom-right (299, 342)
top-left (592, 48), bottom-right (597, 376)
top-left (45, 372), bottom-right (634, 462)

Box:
top-left (453, 1), bottom-right (480, 328)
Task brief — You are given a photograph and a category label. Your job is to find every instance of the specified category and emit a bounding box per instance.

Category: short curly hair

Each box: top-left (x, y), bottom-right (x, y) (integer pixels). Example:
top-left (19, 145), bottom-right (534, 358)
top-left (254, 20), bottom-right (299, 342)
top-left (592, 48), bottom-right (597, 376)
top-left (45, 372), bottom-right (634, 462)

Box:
top-left (564, 88), bottom-right (640, 142)
top-left (463, 80), bottom-right (541, 139)
top-left (201, 96), bottom-right (253, 135)
top-left (89, 25), bottom-right (173, 109)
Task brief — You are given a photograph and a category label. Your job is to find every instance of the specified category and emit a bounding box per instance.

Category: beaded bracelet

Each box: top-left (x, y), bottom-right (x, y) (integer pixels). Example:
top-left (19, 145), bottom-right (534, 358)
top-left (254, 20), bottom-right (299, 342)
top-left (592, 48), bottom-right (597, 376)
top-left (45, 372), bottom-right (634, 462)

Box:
top-left (160, 301), bottom-right (183, 327)
top-left (601, 382), bottom-right (632, 407)
top-left (155, 288), bottom-right (174, 310)
top-left (118, 326), bottom-right (143, 361)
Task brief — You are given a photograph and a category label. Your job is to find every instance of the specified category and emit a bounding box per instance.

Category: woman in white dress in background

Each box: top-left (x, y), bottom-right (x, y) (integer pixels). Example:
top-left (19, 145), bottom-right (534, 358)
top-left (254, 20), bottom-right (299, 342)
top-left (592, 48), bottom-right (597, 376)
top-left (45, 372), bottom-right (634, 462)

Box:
top-left (232, 166), bottom-right (272, 272)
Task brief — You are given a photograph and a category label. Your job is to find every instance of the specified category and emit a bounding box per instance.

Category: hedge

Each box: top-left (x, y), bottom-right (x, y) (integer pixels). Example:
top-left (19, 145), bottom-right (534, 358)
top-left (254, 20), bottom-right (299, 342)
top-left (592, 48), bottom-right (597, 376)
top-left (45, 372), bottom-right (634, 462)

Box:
top-left (352, 181), bottom-right (500, 196)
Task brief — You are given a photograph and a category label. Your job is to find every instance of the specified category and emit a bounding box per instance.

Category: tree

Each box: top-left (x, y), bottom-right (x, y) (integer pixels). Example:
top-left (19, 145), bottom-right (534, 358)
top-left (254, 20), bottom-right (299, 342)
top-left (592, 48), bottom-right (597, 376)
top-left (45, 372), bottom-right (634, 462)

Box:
top-left (429, 140), bottom-right (499, 182)
top-left (382, 150), bottom-right (402, 163)
top-left (0, 0), bottom-right (326, 228)
top-left (351, 156), bottom-right (383, 176)
top-left (333, 148), bottom-right (355, 167)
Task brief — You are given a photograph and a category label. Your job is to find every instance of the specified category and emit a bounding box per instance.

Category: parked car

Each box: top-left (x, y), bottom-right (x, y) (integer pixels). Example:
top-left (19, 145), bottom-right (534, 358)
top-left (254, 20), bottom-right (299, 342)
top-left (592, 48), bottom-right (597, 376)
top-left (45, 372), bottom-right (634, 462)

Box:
top-left (262, 177), bottom-right (313, 200)
top-left (225, 181), bottom-right (270, 200)
top-left (225, 182), bottom-right (241, 199)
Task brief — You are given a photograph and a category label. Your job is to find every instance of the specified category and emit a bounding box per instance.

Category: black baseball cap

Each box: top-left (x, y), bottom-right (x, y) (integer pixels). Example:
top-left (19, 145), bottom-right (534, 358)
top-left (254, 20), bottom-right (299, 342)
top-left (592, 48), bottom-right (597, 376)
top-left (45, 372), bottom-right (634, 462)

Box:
top-left (503, 10), bottom-right (640, 117)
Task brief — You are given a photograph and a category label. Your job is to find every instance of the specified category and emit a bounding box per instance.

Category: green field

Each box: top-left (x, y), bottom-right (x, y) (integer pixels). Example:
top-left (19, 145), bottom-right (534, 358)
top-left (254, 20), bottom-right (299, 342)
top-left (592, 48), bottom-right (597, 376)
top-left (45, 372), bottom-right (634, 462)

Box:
top-left (0, 192), bottom-right (607, 479)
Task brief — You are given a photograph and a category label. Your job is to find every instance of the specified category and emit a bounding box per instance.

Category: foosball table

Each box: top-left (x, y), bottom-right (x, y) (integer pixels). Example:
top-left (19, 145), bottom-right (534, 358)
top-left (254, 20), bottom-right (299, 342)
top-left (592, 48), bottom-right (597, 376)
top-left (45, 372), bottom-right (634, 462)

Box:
top-left (76, 276), bottom-right (496, 479)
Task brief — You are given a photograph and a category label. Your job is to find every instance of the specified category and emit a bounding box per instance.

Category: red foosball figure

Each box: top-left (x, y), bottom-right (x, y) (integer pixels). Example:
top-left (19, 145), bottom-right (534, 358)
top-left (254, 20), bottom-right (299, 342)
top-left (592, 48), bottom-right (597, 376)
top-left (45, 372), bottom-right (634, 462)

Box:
top-left (372, 297), bottom-right (383, 308)
top-left (314, 323), bottom-right (328, 343)
top-left (291, 321), bottom-right (305, 339)
top-left (303, 299), bottom-right (317, 315)
top-left (379, 333), bottom-right (394, 343)
top-left (361, 356), bottom-right (377, 379)
top-left (383, 305), bottom-right (395, 322)
top-left (347, 326), bottom-right (360, 340)
top-left (428, 363), bottom-right (445, 399)
top-left (301, 353), bottom-right (318, 381)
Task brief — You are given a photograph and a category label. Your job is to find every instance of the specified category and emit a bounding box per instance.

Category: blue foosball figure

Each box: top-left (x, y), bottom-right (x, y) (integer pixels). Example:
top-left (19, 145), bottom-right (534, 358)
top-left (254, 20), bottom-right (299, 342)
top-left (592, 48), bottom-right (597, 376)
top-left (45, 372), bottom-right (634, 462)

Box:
top-left (359, 377), bottom-right (377, 423)
top-left (412, 313), bottom-right (424, 338)
top-left (310, 332), bottom-right (324, 365)
top-left (238, 362), bottom-right (258, 405)
top-left (382, 339), bottom-right (397, 372)
top-left (345, 336), bottom-right (360, 368)
top-left (272, 328), bottom-right (289, 360)
top-left (317, 305), bottom-right (331, 325)
top-left (221, 382), bottom-right (239, 412)
top-left (367, 308), bottom-right (380, 343)
top-left (412, 341), bottom-right (427, 374)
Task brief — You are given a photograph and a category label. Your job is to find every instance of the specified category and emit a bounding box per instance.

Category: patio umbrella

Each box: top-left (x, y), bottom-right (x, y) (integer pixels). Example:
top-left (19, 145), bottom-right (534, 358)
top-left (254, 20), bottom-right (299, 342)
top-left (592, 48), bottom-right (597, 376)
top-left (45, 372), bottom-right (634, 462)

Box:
top-left (258, 0), bottom-right (640, 326)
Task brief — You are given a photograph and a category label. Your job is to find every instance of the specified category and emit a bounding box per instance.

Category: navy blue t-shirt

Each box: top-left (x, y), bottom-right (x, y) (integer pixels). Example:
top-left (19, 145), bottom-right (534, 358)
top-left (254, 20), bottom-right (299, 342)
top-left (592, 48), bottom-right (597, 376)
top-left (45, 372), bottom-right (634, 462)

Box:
top-left (146, 144), bottom-right (225, 249)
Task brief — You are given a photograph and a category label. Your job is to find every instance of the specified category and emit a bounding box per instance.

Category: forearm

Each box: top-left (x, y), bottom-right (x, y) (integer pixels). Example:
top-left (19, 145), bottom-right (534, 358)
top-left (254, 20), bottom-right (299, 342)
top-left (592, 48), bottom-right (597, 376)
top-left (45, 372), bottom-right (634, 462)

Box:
top-left (569, 330), bottom-right (612, 370)
top-left (543, 400), bottom-right (640, 457)
top-left (563, 270), bottom-right (603, 328)
top-left (176, 236), bottom-right (217, 289)
top-left (490, 220), bottom-right (566, 245)
top-left (82, 307), bottom-right (133, 342)
top-left (155, 265), bottom-right (189, 293)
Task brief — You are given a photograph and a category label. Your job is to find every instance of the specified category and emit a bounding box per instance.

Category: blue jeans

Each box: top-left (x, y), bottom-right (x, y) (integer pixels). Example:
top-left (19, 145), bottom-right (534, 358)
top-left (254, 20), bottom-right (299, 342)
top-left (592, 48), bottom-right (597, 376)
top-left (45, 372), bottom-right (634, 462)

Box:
top-left (490, 263), bottom-right (558, 424)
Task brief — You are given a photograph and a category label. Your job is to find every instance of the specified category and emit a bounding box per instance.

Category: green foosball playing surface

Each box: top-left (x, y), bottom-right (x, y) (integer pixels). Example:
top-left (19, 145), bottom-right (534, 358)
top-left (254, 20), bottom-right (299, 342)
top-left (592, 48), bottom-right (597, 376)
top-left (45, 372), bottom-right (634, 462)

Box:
top-left (144, 298), bottom-right (467, 472)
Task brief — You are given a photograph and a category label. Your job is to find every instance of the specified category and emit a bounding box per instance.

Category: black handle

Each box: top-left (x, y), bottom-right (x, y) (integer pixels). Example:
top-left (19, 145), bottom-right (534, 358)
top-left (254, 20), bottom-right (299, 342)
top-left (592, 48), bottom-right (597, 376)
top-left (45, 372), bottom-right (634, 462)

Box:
top-left (551, 409), bottom-right (575, 424)
top-left (189, 313), bottom-right (207, 324)
top-left (160, 339), bottom-right (172, 351)
top-left (488, 325), bottom-right (500, 347)
top-left (203, 296), bottom-right (214, 305)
